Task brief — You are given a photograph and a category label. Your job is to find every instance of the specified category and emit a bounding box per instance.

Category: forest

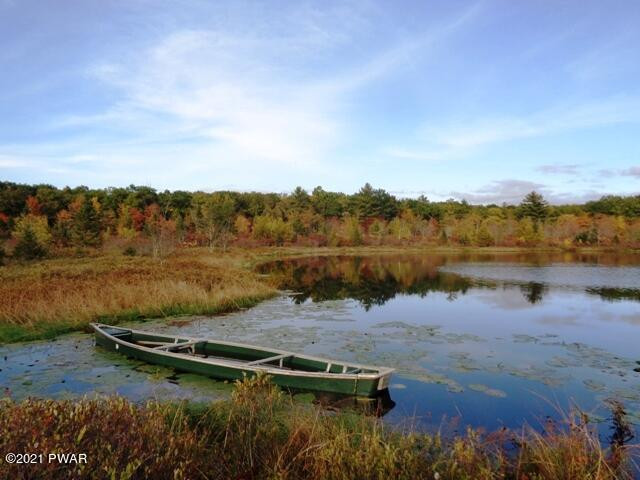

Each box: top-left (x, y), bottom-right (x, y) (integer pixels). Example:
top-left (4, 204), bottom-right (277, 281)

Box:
top-left (1, 181), bottom-right (639, 261)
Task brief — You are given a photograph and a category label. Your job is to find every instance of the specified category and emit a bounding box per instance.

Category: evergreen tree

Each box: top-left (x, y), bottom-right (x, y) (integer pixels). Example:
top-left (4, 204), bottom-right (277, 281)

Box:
top-left (290, 186), bottom-right (310, 212)
top-left (519, 191), bottom-right (548, 221)
top-left (13, 225), bottom-right (46, 260)
top-left (353, 183), bottom-right (398, 220)
top-left (73, 197), bottom-right (102, 246)
top-left (311, 186), bottom-right (344, 217)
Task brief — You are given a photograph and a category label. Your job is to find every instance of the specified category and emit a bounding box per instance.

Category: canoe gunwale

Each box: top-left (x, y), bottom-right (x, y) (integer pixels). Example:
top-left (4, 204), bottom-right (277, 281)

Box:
top-left (91, 323), bottom-right (394, 382)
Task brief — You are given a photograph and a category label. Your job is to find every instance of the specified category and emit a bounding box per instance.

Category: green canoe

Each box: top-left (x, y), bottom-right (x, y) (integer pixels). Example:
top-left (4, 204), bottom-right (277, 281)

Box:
top-left (91, 323), bottom-right (394, 397)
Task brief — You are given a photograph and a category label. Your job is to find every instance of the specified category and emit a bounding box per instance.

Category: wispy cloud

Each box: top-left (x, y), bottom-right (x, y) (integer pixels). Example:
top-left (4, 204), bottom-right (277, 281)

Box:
top-left (49, 3), bottom-right (482, 181)
top-left (387, 95), bottom-right (640, 162)
top-left (450, 179), bottom-right (546, 204)
top-left (0, 155), bottom-right (32, 169)
top-left (536, 164), bottom-right (581, 175)
top-left (1, 1), bottom-right (638, 196)
top-left (620, 166), bottom-right (640, 178)
top-left (85, 29), bottom-right (337, 170)
top-left (448, 179), bottom-right (609, 205)
top-left (428, 96), bottom-right (640, 149)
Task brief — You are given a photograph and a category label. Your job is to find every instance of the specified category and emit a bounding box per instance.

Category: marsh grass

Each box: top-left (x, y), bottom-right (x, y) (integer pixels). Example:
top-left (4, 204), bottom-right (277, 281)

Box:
top-left (509, 397), bottom-right (638, 480)
top-left (2, 244), bottom-right (638, 344)
top-left (0, 248), bottom-right (277, 343)
top-left (0, 375), bottom-right (636, 480)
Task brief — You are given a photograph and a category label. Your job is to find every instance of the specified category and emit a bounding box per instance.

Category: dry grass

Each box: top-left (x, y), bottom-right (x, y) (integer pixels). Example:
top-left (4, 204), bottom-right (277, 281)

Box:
top-left (0, 244), bottom-right (638, 343)
top-left (515, 407), bottom-right (638, 480)
top-left (0, 375), bottom-right (636, 480)
top-left (0, 396), bottom-right (205, 479)
top-left (0, 248), bottom-right (277, 343)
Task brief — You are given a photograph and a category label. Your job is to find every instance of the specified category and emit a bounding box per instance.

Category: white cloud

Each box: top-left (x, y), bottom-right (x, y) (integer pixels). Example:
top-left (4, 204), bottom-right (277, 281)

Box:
top-left (450, 179), bottom-right (547, 204)
top-left (448, 179), bottom-right (615, 205)
top-left (386, 95), bottom-right (640, 163)
top-left (0, 155), bottom-right (32, 169)
top-left (536, 164), bottom-right (581, 175)
top-left (620, 166), bottom-right (640, 178)
top-left (428, 96), bottom-right (640, 149)
top-left (53, 3), bottom-right (482, 180)
top-left (86, 29), bottom-right (337, 170)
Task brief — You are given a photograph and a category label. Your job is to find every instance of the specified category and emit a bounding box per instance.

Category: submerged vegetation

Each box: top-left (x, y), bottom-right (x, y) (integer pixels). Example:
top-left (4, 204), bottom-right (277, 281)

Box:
top-left (0, 375), bottom-right (637, 480)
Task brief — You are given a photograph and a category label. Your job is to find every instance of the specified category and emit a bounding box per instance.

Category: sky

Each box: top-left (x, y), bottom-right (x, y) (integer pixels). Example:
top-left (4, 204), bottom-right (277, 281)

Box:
top-left (0, 0), bottom-right (639, 204)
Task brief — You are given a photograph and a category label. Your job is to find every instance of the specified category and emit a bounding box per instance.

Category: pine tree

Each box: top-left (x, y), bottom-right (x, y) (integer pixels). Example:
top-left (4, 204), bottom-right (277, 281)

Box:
top-left (73, 197), bottom-right (102, 246)
top-left (519, 191), bottom-right (548, 221)
top-left (354, 183), bottom-right (398, 220)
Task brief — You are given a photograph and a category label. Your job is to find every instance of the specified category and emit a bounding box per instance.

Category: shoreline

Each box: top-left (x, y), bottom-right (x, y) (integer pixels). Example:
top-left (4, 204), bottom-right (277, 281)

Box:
top-left (1, 245), bottom-right (639, 344)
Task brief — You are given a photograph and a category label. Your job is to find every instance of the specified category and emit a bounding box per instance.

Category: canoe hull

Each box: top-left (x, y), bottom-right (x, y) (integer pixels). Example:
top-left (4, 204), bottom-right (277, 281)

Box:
top-left (94, 325), bottom-right (391, 397)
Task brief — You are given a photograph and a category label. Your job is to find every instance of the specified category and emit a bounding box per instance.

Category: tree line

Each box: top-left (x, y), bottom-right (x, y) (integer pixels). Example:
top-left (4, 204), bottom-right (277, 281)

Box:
top-left (1, 181), bottom-right (639, 261)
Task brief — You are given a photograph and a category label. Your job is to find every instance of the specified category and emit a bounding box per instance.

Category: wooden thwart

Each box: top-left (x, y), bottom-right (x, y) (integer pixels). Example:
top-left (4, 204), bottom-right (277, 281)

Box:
top-left (247, 353), bottom-right (291, 366)
top-left (138, 340), bottom-right (172, 347)
top-left (153, 340), bottom-right (200, 351)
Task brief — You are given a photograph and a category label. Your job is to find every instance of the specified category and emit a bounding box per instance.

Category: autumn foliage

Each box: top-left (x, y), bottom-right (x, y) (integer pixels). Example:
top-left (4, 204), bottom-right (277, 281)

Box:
top-left (1, 182), bottom-right (639, 261)
top-left (0, 376), bottom-right (636, 480)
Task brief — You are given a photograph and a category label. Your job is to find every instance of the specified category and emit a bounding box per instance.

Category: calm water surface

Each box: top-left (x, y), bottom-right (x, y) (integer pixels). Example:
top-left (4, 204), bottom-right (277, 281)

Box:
top-left (2, 252), bottom-right (640, 435)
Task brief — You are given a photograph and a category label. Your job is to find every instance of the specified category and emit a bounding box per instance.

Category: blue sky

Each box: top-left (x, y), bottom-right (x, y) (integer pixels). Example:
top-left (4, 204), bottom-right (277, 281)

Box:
top-left (1, 0), bottom-right (639, 204)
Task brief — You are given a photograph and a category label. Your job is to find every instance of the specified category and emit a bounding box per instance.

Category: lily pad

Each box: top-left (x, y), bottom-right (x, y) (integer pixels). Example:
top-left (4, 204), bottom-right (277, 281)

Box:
top-left (390, 383), bottom-right (407, 390)
top-left (468, 384), bottom-right (506, 398)
top-left (468, 384), bottom-right (489, 392)
top-left (583, 379), bottom-right (606, 392)
top-left (484, 388), bottom-right (507, 398)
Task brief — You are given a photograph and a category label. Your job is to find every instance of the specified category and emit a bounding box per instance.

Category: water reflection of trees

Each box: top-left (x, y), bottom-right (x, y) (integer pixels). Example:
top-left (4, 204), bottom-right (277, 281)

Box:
top-left (259, 255), bottom-right (640, 308)
top-left (586, 287), bottom-right (640, 303)
top-left (262, 256), bottom-right (476, 310)
top-left (519, 282), bottom-right (548, 304)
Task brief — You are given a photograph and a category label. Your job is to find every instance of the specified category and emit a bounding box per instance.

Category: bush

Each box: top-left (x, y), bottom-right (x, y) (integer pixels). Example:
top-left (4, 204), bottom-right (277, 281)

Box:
top-left (388, 217), bottom-right (411, 241)
top-left (252, 215), bottom-right (294, 245)
top-left (368, 219), bottom-right (387, 244)
top-left (123, 246), bottom-right (137, 256)
top-left (0, 397), bottom-right (204, 480)
top-left (0, 376), bottom-right (636, 480)
top-left (475, 226), bottom-right (494, 247)
top-left (341, 216), bottom-right (363, 246)
top-left (13, 226), bottom-right (47, 260)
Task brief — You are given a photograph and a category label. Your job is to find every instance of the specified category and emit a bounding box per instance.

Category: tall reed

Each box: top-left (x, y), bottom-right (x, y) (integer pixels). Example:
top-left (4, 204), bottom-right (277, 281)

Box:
top-left (1, 375), bottom-right (636, 480)
top-left (0, 249), bottom-right (276, 342)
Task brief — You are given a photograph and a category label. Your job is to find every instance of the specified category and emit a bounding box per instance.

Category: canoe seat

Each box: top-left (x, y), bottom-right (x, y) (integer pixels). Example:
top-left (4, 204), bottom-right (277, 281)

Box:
top-left (247, 353), bottom-right (292, 367)
top-left (344, 368), bottom-right (362, 374)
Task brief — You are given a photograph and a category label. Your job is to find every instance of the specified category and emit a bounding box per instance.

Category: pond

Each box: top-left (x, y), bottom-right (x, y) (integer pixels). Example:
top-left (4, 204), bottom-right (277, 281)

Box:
top-left (2, 252), bottom-right (640, 436)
